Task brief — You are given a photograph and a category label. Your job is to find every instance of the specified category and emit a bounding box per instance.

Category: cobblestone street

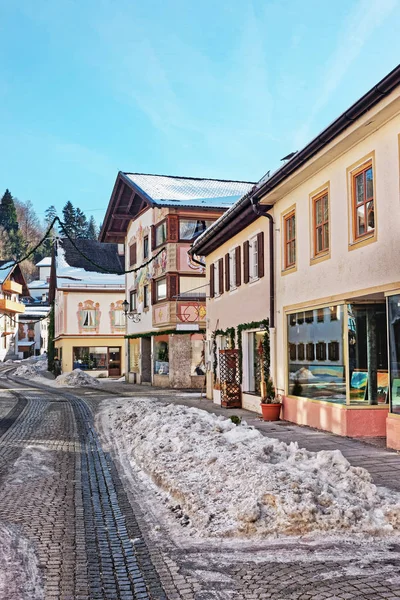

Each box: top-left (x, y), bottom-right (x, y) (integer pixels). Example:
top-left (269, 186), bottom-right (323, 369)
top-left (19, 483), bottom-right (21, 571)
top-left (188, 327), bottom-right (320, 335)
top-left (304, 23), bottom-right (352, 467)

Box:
top-left (0, 371), bottom-right (400, 599)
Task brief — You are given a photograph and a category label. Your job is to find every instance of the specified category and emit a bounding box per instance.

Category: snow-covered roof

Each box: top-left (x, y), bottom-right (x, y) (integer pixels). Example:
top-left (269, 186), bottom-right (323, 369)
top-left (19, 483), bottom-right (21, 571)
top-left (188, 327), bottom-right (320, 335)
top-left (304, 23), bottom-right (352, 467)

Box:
top-left (55, 238), bottom-right (125, 289)
top-left (35, 257), bottom-right (52, 267)
top-left (28, 280), bottom-right (49, 289)
top-left (21, 306), bottom-right (51, 318)
top-left (124, 173), bottom-right (254, 208)
top-left (0, 261), bottom-right (15, 285)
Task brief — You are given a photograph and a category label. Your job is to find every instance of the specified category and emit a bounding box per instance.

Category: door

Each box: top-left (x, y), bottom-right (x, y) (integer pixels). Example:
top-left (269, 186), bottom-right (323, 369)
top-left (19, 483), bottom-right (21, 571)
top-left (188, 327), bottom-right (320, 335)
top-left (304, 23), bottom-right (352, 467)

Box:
top-left (141, 337), bottom-right (152, 383)
top-left (108, 347), bottom-right (121, 377)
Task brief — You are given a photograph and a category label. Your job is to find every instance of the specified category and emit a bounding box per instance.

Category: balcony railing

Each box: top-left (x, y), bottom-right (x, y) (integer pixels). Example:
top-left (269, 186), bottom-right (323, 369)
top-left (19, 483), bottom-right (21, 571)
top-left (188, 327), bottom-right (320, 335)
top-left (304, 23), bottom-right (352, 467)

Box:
top-left (2, 280), bottom-right (22, 294)
top-left (0, 298), bottom-right (25, 313)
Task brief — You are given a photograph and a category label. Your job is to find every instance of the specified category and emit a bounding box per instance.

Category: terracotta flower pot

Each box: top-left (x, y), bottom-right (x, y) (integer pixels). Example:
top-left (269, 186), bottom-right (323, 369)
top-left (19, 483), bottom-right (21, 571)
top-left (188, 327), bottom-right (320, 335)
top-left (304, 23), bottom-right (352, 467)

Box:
top-left (260, 402), bottom-right (281, 421)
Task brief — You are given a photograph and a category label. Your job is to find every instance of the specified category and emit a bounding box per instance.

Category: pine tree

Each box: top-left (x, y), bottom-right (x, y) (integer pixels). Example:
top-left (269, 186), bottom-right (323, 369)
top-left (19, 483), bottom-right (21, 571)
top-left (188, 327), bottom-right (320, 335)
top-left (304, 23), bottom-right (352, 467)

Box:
top-left (45, 205), bottom-right (58, 229)
top-left (40, 205), bottom-right (58, 257)
top-left (75, 208), bottom-right (88, 238)
top-left (62, 201), bottom-right (77, 238)
top-left (0, 189), bottom-right (19, 232)
top-left (86, 216), bottom-right (98, 240)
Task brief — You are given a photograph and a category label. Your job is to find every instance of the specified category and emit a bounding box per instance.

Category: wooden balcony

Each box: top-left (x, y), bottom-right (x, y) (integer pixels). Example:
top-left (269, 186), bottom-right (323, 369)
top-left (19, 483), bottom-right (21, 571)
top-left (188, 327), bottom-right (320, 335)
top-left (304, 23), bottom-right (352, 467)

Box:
top-left (152, 299), bottom-right (206, 329)
top-left (0, 298), bottom-right (25, 313)
top-left (2, 280), bottom-right (22, 294)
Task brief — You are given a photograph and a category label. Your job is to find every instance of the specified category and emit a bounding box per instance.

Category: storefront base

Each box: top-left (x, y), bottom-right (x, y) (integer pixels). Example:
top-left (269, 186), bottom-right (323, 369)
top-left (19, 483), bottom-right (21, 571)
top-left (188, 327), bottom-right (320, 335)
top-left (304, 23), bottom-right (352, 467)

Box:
top-left (282, 395), bottom-right (388, 437)
top-left (386, 413), bottom-right (400, 450)
top-left (242, 393), bottom-right (262, 415)
top-left (54, 336), bottom-right (126, 377)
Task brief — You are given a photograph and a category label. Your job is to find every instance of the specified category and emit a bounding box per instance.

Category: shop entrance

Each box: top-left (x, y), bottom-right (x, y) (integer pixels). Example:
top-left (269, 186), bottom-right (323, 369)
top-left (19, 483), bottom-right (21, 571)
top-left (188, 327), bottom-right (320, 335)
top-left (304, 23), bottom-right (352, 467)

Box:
top-left (141, 337), bottom-right (151, 383)
top-left (108, 347), bottom-right (121, 377)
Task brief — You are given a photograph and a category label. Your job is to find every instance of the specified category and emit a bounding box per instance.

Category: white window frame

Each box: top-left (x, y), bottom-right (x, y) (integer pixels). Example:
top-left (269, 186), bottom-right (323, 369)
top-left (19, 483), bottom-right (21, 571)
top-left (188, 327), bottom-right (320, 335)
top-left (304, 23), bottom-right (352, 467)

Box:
top-left (113, 310), bottom-right (125, 326)
top-left (229, 250), bottom-right (236, 290)
top-left (214, 261), bottom-right (220, 297)
top-left (249, 236), bottom-right (258, 281)
top-left (156, 278), bottom-right (167, 301)
top-left (82, 309), bottom-right (96, 328)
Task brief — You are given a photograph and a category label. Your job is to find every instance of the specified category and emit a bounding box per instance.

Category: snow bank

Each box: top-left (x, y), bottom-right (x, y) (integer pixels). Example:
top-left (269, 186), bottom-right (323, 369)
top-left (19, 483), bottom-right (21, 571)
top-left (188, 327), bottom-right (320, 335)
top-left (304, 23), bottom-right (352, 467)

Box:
top-left (5, 446), bottom-right (55, 485)
top-left (14, 360), bottom-right (48, 378)
top-left (100, 399), bottom-right (400, 538)
top-left (55, 369), bottom-right (100, 387)
top-left (0, 524), bottom-right (43, 599)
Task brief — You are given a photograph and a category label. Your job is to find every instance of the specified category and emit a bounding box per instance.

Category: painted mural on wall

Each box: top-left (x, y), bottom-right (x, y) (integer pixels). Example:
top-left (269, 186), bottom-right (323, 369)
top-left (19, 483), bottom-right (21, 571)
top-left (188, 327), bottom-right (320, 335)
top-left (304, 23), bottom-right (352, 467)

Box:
top-left (178, 245), bottom-right (205, 274)
top-left (109, 300), bottom-right (125, 333)
top-left (18, 322), bottom-right (35, 341)
top-left (176, 302), bottom-right (206, 323)
top-left (132, 219), bottom-right (168, 311)
top-left (77, 300), bottom-right (101, 334)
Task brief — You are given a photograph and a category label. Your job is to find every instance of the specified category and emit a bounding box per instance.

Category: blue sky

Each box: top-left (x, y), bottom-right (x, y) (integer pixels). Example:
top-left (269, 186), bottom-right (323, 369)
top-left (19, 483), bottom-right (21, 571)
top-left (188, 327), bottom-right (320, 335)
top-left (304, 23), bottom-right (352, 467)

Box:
top-left (0, 0), bottom-right (399, 226)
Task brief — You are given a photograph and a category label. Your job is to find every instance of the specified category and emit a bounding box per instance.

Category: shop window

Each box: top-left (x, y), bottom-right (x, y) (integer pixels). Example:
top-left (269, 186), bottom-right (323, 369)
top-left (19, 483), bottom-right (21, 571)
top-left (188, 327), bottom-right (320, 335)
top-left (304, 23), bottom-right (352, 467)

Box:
top-left (316, 342), bottom-right (327, 361)
top-left (313, 191), bottom-right (329, 255)
top-left (143, 236), bottom-right (149, 259)
top-left (287, 305), bottom-right (346, 402)
top-left (352, 162), bottom-right (374, 240)
top-left (180, 219), bottom-right (213, 241)
top-left (191, 334), bottom-right (205, 376)
top-left (247, 331), bottom-right (265, 394)
top-left (156, 278), bottom-right (167, 301)
top-left (388, 295), bottom-right (400, 414)
top-left (284, 210), bottom-right (296, 269)
top-left (73, 347), bottom-right (107, 371)
top-left (155, 222), bottom-right (167, 247)
top-left (328, 341), bottom-right (340, 361)
top-left (154, 335), bottom-right (169, 375)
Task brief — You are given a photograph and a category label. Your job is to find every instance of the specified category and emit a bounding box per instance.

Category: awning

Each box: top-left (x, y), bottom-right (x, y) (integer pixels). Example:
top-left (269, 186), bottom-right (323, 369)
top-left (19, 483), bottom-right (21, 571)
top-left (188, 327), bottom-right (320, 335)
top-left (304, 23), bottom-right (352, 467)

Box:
top-left (17, 341), bottom-right (35, 348)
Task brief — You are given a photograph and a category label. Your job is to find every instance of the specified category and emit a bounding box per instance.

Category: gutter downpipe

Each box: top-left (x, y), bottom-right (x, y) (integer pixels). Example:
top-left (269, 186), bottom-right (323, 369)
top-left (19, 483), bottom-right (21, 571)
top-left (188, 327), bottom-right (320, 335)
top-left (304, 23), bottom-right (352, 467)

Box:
top-left (251, 198), bottom-right (277, 390)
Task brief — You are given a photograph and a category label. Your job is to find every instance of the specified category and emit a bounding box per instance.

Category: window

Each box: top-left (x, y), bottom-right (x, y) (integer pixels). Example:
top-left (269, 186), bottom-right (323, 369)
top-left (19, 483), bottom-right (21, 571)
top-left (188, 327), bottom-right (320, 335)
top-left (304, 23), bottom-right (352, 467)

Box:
top-left (352, 162), bottom-right (374, 240)
top-left (155, 222), bottom-right (167, 247)
top-left (313, 191), bottom-right (329, 255)
top-left (330, 306), bottom-right (338, 321)
top-left (113, 310), bottom-right (125, 327)
top-left (229, 250), bottom-right (236, 289)
top-left (143, 236), bottom-right (149, 259)
top-left (179, 219), bottom-right (213, 241)
top-left (284, 210), bottom-right (296, 269)
top-left (130, 290), bottom-right (137, 312)
top-left (156, 278), bottom-right (167, 301)
top-left (306, 343), bottom-right (315, 361)
top-left (214, 261), bottom-right (220, 296)
top-left (154, 335), bottom-right (169, 375)
top-left (143, 285), bottom-right (149, 308)
top-left (249, 237), bottom-right (258, 281)
top-left (129, 243), bottom-right (137, 266)
top-left (73, 347), bottom-right (108, 371)
top-left (82, 310), bottom-right (96, 328)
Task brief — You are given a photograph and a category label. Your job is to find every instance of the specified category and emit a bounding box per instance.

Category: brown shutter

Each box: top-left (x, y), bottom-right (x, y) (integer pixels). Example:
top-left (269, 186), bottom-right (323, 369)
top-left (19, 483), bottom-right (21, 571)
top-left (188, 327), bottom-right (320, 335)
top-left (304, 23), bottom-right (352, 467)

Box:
top-left (225, 253), bottom-right (230, 292)
top-left (151, 225), bottom-right (156, 250)
top-left (243, 241), bottom-right (249, 284)
top-left (167, 273), bottom-right (179, 300)
top-left (235, 246), bottom-right (241, 287)
top-left (151, 280), bottom-right (157, 305)
top-left (129, 242), bottom-right (137, 266)
top-left (210, 264), bottom-right (215, 298)
top-left (218, 258), bottom-right (224, 295)
top-left (257, 231), bottom-right (265, 278)
top-left (167, 215), bottom-right (179, 242)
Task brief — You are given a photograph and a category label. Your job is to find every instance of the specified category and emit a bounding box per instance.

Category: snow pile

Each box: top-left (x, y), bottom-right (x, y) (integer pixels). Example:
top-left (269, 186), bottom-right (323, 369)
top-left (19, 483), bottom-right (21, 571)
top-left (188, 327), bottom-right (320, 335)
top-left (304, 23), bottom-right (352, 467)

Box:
top-left (0, 523), bottom-right (43, 599)
top-left (14, 360), bottom-right (48, 378)
top-left (100, 399), bottom-right (400, 538)
top-left (55, 368), bottom-right (100, 387)
top-left (5, 446), bottom-right (54, 485)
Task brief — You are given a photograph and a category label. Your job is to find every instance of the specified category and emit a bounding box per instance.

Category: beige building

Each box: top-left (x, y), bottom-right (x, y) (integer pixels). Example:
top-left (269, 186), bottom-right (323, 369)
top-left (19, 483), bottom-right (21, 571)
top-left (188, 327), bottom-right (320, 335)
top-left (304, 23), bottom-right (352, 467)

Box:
top-left (192, 65), bottom-right (400, 450)
top-left (100, 172), bottom-right (254, 388)
top-left (0, 262), bottom-right (28, 361)
top-left (50, 238), bottom-right (126, 377)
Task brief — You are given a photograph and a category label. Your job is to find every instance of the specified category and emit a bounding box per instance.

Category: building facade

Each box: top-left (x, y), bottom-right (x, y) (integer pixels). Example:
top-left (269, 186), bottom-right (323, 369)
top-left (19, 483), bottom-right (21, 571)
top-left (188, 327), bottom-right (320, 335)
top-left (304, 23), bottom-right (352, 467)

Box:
top-left (50, 238), bottom-right (126, 377)
top-left (0, 262), bottom-right (28, 361)
top-left (100, 172), bottom-right (254, 388)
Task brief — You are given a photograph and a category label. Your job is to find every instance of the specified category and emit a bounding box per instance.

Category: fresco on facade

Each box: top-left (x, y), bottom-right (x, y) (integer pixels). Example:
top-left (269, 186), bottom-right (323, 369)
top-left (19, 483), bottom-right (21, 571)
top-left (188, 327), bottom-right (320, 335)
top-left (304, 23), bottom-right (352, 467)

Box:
top-left (178, 245), bottom-right (205, 274)
top-left (109, 300), bottom-right (125, 333)
top-left (77, 300), bottom-right (101, 334)
top-left (177, 302), bottom-right (206, 323)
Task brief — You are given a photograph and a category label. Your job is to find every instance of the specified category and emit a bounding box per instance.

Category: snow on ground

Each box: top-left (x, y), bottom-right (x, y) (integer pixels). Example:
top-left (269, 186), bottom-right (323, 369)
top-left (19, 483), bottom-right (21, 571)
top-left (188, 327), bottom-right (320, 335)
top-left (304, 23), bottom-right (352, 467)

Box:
top-left (14, 359), bottom-right (48, 378)
top-left (99, 398), bottom-right (400, 539)
top-left (55, 369), bottom-right (100, 387)
top-left (5, 446), bottom-right (55, 485)
top-left (0, 523), bottom-right (43, 599)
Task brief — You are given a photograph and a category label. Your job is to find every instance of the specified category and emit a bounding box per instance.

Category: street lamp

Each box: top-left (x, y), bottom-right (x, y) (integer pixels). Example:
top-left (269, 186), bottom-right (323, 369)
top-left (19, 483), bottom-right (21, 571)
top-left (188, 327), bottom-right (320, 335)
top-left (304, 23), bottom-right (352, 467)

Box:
top-left (122, 299), bottom-right (141, 323)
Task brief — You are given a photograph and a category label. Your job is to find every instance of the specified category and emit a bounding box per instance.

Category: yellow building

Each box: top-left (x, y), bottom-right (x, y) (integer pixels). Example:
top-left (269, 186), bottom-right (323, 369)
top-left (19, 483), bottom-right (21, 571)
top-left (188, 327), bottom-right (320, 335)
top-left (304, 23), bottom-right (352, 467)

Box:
top-left (0, 261), bottom-right (28, 361)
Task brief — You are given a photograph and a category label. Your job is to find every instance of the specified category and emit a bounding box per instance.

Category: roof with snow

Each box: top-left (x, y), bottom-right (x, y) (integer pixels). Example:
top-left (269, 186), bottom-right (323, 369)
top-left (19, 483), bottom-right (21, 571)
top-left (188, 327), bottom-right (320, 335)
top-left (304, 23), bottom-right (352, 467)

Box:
top-left (0, 260), bottom-right (30, 296)
top-left (28, 280), bottom-right (49, 290)
top-left (54, 238), bottom-right (125, 289)
top-left (35, 257), bottom-right (52, 267)
top-left (100, 171), bottom-right (255, 243)
top-left (0, 261), bottom-right (15, 285)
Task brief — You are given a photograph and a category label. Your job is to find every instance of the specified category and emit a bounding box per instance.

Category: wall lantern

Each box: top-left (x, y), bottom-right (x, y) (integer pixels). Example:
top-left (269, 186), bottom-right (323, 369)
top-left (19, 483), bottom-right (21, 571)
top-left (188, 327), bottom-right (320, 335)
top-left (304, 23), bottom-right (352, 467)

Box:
top-left (122, 299), bottom-right (141, 323)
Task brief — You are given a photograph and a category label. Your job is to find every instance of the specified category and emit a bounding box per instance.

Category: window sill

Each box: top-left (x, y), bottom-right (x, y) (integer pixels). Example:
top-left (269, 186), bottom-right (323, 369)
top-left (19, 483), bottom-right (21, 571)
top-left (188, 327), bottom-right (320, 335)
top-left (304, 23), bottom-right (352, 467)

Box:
top-left (249, 277), bottom-right (260, 285)
top-left (281, 265), bottom-right (297, 276)
top-left (310, 251), bottom-right (330, 266)
top-left (348, 232), bottom-right (376, 251)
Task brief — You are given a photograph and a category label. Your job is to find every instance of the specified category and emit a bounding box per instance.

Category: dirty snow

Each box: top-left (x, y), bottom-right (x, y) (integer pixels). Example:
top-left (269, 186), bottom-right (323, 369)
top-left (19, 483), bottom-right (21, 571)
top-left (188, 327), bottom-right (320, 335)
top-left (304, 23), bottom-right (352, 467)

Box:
top-left (14, 359), bottom-right (48, 378)
top-left (5, 446), bottom-right (55, 485)
top-left (99, 398), bottom-right (400, 539)
top-left (0, 523), bottom-right (43, 599)
top-left (55, 369), bottom-right (100, 387)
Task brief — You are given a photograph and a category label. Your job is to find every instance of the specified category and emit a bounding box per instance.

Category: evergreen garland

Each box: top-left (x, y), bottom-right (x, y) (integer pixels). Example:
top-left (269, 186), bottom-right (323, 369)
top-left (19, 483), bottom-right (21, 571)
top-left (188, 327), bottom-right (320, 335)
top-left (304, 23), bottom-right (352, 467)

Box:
top-left (236, 319), bottom-right (270, 384)
top-left (125, 329), bottom-right (205, 340)
top-left (211, 327), bottom-right (236, 377)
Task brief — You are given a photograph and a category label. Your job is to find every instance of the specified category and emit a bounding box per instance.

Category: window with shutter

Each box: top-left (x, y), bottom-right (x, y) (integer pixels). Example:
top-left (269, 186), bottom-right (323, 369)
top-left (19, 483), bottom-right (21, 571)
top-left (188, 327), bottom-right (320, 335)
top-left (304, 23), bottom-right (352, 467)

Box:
top-left (235, 246), bottom-right (241, 287)
top-left (328, 341), bottom-right (340, 361)
top-left (306, 343), bottom-right (315, 361)
top-left (129, 243), bottom-right (137, 266)
top-left (316, 342), bottom-right (327, 361)
top-left (210, 264), bottom-right (215, 298)
top-left (218, 258), bottom-right (224, 295)
top-left (167, 215), bottom-right (179, 242)
top-left (243, 241), bottom-right (249, 283)
top-left (257, 232), bottom-right (264, 278)
top-left (225, 254), bottom-right (230, 292)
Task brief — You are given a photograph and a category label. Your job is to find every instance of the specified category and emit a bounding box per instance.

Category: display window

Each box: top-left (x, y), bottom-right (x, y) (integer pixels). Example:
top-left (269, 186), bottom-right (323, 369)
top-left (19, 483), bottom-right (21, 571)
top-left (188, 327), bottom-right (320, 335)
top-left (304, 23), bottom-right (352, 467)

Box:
top-left (154, 335), bottom-right (169, 375)
top-left (388, 295), bottom-right (400, 414)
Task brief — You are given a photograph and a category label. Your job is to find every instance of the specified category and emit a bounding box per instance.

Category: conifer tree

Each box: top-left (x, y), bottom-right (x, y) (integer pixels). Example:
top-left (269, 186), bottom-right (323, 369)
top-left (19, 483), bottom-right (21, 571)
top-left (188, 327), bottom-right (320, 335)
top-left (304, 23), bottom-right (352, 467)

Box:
top-left (86, 216), bottom-right (98, 240)
top-left (75, 208), bottom-right (88, 238)
top-left (0, 189), bottom-right (19, 232)
top-left (62, 201), bottom-right (77, 238)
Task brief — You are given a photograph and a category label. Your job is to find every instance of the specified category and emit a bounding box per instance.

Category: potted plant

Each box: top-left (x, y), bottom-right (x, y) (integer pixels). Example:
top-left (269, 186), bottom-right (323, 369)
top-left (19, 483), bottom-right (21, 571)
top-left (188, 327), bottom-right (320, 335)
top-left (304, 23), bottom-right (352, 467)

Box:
top-left (260, 379), bottom-right (281, 421)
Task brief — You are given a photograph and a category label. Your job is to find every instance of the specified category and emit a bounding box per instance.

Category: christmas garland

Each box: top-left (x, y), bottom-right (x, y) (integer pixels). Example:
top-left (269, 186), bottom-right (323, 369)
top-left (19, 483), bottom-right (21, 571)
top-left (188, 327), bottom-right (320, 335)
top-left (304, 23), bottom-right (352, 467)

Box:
top-left (125, 328), bottom-right (205, 340)
top-left (211, 327), bottom-right (236, 377)
top-left (236, 319), bottom-right (270, 384)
